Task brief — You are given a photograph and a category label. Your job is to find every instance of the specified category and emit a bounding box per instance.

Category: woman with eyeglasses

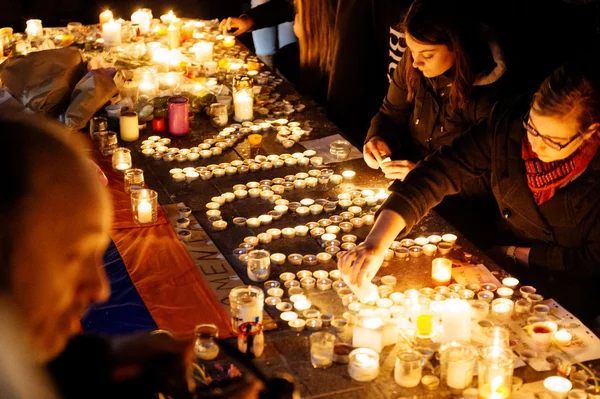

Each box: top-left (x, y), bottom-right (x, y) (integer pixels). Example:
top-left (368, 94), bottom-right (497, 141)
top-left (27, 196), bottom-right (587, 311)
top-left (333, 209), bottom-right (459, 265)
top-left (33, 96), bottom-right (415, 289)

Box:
top-left (339, 62), bottom-right (600, 324)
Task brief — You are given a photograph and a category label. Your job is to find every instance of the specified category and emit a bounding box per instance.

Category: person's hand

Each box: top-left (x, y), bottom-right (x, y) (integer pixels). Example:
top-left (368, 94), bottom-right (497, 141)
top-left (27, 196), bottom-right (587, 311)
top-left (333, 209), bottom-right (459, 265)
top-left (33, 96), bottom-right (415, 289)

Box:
top-left (380, 160), bottom-right (416, 180)
top-left (338, 242), bottom-right (386, 287)
top-left (219, 16), bottom-right (254, 36)
top-left (363, 137), bottom-right (392, 169)
top-left (110, 332), bottom-right (195, 398)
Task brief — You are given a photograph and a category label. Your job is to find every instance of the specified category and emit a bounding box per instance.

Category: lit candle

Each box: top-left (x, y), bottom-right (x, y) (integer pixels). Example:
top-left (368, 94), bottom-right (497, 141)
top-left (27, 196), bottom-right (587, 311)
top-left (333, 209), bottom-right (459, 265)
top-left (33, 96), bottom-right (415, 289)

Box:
top-left (348, 349), bottom-right (380, 382)
top-left (478, 377), bottom-right (510, 399)
top-left (25, 19), bottom-right (43, 38)
top-left (160, 10), bottom-right (176, 25)
top-left (491, 298), bottom-right (514, 321)
top-left (553, 329), bottom-right (572, 347)
top-left (442, 299), bottom-right (471, 343)
top-left (131, 9), bottom-right (151, 34)
top-left (193, 41), bottom-right (213, 63)
top-left (432, 258), bottom-right (452, 286)
top-left (137, 200), bottom-right (153, 224)
top-left (102, 19), bottom-right (121, 46)
top-left (543, 377), bottom-right (572, 398)
top-left (234, 89), bottom-right (254, 122)
top-left (167, 24), bottom-right (180, 49)
top-left (352, 316), bottom-right (384, 353)
top-left (99, 10), bottom-right (113, 26)
top-left (501, 277), bottom-right (519, 289)
top-left (376, 189), bottom-right (389, 201)
top-left (223, 35), bottom-right (235, 47)
top-left (342, 170), bottom-right (356, 179)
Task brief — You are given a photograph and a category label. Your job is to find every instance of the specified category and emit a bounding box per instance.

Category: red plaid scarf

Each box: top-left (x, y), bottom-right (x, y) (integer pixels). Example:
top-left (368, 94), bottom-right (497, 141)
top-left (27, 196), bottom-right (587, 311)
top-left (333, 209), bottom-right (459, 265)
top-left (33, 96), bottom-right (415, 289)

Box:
top-left (522, 137), bottom-right (599, 205)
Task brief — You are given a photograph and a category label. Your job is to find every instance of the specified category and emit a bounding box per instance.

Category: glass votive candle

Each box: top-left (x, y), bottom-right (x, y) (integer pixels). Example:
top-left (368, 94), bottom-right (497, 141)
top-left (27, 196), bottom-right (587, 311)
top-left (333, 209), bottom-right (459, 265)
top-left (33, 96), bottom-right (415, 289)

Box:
top-left (124, 168), bottom-right (144, 193)
top-left (131, 189), bottom-right (158, 226)
top-left (194, 324), bottom-right (220, 360)
top-left (317, 278), bottom-right (333, 291)
top-left (112, 147), bottom-right (132, 172)
top-left (394, 351), bottom-right (422, 388)
top-left (348, 348), bottom-right (380, 382)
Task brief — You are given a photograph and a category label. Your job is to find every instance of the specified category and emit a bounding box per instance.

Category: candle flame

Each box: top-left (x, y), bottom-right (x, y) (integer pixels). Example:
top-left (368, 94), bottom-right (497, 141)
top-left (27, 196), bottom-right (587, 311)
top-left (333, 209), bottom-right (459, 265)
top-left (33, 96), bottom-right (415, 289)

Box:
top-left (491, 376), bottom-right (503, 392)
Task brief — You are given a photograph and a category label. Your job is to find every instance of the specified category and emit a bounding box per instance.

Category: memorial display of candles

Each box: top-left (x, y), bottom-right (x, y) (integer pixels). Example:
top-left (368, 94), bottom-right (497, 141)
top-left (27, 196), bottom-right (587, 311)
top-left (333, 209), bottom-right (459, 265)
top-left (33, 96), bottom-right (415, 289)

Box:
top-left (25, 14), bottom-right (600, 395)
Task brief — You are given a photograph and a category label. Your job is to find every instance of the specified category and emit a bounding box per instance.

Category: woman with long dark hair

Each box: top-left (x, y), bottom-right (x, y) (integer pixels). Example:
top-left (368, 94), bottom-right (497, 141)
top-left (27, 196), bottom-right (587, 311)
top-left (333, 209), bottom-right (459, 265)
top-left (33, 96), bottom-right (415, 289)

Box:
top-left (220, 0), bottom-right (412, 144)
top-left (341, 62), bottom-right (600, 324)
top-left (364, 0), bottom-right (507, 180)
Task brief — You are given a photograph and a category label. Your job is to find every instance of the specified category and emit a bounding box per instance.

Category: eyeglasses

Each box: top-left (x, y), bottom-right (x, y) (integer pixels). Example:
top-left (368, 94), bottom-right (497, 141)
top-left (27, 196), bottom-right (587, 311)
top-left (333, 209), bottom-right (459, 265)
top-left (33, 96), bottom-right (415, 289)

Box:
top-left (522, 112), bottom-right (584, 151)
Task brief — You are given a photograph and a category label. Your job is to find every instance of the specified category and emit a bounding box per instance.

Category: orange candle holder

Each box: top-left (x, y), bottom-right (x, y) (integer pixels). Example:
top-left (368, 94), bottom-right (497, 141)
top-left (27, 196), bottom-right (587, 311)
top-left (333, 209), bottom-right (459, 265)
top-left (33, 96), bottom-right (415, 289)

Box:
top-left (431, 258), bottom-right (452, 286)
top-left (248, 133), bottom-right (263, 148)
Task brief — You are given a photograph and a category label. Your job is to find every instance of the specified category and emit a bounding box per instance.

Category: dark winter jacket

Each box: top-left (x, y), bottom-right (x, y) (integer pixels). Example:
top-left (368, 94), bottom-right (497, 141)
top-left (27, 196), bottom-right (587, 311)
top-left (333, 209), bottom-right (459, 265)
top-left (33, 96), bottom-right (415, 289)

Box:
top-left (365, 35), bottom-right (507, 162)
top-left (380, 96), bottom-right (600, 322)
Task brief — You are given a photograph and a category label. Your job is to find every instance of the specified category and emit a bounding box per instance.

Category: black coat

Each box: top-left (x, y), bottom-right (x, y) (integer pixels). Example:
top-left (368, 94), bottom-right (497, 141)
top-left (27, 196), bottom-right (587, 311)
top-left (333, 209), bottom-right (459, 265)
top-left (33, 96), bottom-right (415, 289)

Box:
top-left (365, 36), bottom-right (507, 162)
top-left (381, 96), bottom-right (600, 322)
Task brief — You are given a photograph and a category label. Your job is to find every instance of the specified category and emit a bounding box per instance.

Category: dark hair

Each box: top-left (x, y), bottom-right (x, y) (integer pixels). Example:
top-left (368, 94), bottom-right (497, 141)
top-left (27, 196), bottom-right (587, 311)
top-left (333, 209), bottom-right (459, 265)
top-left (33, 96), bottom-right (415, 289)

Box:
top-left (401, 0), bottom-right (482, 110)
top-left (296, 0), bottom-right (338, 73)
top-left (532, 63), bottom-right (600, 131)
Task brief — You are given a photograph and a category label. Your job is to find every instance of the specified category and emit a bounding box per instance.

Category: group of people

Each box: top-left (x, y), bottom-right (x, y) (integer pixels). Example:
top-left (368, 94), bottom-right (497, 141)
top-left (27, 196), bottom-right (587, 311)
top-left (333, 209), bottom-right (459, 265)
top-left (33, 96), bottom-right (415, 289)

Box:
top-left (1, 0), bottom-right (600, 397)
top-left (223, 0), bottom-right (600, 326)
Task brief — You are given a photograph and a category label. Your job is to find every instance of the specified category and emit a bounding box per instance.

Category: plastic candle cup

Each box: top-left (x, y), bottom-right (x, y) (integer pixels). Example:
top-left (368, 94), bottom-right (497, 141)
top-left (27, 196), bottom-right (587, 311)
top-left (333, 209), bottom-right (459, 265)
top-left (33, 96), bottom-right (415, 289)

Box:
top-left (529, 321), bottom-right (558, 351)
top-left (342, 170), bottom-right (356, 179)
top-left (317, 278), bottom-right (333, 291)
top-left (313, 270), bottom-right (329, 279)
top-left (554, 329), bottom-right (572, 347)
top-left (502, 277), bottom-right (520, 289)
top-left (497, 287), bottom-right (514, 299)
top-left (348, 348), bottom-right (380, 382)
top-left (223, 35), bottom-right (235, 47)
